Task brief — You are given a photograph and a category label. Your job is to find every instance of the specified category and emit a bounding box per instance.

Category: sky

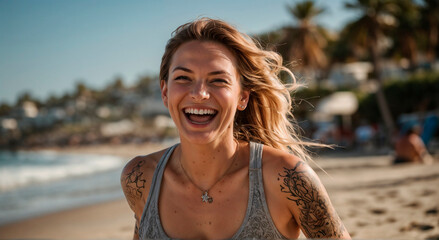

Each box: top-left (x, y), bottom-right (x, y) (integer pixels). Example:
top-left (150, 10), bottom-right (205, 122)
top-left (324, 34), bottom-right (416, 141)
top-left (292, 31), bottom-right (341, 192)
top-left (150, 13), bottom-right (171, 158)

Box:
top-left (0, 0), bottom-right (359, 105)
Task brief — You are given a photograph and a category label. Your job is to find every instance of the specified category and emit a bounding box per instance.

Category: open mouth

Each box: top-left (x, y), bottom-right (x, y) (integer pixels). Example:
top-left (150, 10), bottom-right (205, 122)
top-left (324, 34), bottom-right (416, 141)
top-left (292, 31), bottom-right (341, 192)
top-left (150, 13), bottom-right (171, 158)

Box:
top-left (183, 108), bottom-right (218, 125)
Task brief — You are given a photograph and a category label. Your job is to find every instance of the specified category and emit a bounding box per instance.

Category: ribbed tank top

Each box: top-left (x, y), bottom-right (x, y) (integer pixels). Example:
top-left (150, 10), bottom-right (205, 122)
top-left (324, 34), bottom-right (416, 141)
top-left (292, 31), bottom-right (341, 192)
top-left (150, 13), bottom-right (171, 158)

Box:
top-left (138, 142), bottom-right (287, 239)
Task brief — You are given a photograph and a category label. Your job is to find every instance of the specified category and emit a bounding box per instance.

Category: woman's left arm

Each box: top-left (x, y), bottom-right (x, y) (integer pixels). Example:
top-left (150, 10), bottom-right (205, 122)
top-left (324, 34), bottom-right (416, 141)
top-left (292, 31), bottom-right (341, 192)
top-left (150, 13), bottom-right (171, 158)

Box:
top-left (278, 160), bottom-right (351, 239)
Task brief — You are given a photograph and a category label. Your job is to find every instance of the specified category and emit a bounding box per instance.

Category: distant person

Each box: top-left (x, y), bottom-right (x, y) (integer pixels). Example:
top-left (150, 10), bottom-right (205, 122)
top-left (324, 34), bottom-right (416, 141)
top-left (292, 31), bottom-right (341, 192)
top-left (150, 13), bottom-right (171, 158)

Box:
top-left (354, 121), bottom-right (374, 150)
top-left (394, 125), bottom-right (433, 164)
top-left (120, 18), bottom-right (350, 239)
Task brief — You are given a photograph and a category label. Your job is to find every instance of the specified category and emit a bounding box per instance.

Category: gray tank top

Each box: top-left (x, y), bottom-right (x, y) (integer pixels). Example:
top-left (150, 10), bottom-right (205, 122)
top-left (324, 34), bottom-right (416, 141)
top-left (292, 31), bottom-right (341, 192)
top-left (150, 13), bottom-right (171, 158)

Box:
top-left (138, 142), bottom-right (287, 239)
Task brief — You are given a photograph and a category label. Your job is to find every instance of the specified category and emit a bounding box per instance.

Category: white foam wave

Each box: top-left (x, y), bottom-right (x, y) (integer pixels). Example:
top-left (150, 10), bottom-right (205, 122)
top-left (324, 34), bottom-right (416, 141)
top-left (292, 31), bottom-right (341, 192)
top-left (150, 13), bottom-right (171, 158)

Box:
top-left (0, 152), bottom-right (124, 192)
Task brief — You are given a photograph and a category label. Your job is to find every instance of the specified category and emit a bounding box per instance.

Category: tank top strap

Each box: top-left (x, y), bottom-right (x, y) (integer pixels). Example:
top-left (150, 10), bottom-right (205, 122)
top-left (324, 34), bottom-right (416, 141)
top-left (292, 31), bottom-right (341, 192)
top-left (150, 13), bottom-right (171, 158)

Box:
top-left (139, 143), bottom-right (178, 236)
top-left (249, 141), bottom-right (263, 170)
top-left (234, 141), bottom-right (287, 239)
top-left (150, 144), bottom-right (178, 202)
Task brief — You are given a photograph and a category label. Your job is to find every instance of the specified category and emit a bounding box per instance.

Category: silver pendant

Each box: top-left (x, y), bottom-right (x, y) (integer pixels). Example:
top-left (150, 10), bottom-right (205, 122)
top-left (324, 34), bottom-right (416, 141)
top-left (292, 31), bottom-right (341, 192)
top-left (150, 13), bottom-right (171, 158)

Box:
top-left (201, 191), bottom-right (213, 203)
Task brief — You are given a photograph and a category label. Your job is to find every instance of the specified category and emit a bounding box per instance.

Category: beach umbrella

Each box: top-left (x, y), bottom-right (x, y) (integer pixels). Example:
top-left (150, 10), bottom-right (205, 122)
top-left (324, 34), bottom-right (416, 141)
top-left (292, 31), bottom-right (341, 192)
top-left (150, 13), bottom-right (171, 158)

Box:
top-left (315, 91), bottom-right (359, 131)
top-left (316, 91), bottom-right (358, 116)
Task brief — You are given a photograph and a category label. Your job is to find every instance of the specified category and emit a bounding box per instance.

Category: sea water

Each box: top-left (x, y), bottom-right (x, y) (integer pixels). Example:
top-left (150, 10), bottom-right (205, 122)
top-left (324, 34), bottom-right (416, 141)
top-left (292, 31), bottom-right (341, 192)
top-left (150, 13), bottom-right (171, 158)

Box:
top-left (0, 150), bottom-right (126, 225)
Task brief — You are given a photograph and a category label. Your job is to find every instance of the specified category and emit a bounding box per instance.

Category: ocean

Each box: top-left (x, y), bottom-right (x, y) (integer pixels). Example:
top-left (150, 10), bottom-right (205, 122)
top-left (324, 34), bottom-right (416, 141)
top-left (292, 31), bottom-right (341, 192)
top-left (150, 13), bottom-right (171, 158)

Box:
top-left (0, 150), bottom-right (126, 225)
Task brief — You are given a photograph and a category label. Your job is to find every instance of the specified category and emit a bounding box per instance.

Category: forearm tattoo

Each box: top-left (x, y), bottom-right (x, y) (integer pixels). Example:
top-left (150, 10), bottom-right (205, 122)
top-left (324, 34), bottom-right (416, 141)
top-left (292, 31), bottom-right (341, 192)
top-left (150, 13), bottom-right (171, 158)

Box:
top-left (279, 161), bottom-right (345, 238)
top-left (124, 160), bottom-right (146, 209)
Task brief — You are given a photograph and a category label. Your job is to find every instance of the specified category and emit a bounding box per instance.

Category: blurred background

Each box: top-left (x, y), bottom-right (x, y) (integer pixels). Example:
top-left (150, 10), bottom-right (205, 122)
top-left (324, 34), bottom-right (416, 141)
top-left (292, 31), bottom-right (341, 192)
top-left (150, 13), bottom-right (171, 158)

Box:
top-left (1, 0), bottom-right (438, 153)
top-left (0, 0), bottom-right (438, 239)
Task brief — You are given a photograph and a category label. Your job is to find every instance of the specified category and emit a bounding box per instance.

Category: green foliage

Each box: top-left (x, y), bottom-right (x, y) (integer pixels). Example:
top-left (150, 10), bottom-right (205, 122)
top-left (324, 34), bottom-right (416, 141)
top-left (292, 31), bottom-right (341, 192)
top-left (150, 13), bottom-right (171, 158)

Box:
top-left (280, 0), bottom-right (329, 73)
top-left (15, 92), bottom-right (42, 108)
top-left (326, 30), bottom-right (357, 63)
top-left (358, 72), bottom-right (439, 123)
top-left (74, 82), bottom-right (90, 97)
top-left (111, 77), bottom-right (125, 90)
top-left (0, 103), bottom-right (11, 117)
top-left (287, 0), bottom-right (325, 23)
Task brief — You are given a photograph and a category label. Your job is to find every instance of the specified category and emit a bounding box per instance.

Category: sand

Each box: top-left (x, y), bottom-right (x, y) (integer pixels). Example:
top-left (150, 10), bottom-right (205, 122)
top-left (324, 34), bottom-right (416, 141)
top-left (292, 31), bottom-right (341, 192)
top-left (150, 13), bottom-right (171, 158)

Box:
top-left (0, 143), bottom-right (438, 239)
top-left (314, 154), bottom-right (439, 239)
top-left (0, 199), bottom-right (134, 239)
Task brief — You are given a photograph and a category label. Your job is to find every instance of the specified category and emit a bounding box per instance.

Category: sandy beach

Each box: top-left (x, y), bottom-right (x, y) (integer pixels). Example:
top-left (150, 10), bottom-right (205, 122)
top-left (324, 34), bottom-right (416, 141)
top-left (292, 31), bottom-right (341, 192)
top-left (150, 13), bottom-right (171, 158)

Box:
top-left (0, 142), bottom-right (438, 239)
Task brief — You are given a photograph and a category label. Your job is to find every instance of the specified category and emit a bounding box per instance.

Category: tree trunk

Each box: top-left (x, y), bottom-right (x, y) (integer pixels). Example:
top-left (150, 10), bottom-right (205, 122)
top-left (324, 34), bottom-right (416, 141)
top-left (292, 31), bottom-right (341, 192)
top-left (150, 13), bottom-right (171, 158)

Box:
top-left (369, 45), bottom-right (395, 145)
top-left (427, 17), bottom-right (438, 64)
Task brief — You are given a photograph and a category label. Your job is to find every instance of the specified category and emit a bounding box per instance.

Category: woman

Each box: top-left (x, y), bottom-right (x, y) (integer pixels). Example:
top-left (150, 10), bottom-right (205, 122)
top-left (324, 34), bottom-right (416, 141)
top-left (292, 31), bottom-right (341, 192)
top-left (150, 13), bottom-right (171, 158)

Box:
top-left (121, 18), bottom-right (350, 239)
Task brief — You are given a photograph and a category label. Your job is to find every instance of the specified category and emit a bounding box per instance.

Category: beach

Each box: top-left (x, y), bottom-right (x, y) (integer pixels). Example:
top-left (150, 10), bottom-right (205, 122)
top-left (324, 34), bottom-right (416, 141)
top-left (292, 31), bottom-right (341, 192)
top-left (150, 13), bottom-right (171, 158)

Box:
top-left (0, 142), bottom-right (438, 239)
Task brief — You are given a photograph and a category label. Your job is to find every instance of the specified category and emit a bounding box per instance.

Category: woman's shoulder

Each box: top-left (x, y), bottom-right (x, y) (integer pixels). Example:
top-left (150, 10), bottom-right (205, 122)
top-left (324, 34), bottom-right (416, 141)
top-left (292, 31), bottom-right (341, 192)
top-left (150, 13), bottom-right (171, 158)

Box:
top-left (120, 146), bottom-right (173, 213)
top-left (260, 144), bottom-right (319, 200)
top-left (261, 144), bottom-right (312, 173)
top-left (121, 147), bottom-right (169, 176)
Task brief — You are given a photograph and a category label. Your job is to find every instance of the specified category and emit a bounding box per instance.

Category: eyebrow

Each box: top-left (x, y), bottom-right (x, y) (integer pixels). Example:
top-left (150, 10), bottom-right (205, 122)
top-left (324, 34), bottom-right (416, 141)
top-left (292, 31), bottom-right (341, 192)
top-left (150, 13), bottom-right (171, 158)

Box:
top-left (208, 70), bottom-right (232, 77)
top-left (172, 66), bottom-right (193, 73)
top-left (172, 66), bottom-right (232, 76)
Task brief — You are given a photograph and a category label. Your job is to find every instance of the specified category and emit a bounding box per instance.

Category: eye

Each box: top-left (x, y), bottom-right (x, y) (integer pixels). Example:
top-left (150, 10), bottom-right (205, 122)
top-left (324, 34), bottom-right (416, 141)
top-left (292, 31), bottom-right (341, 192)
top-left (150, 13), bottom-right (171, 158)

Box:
top-left (211, 78), bottom-right (229, 84)
top-left (174, 75), bottom-right (191, 81)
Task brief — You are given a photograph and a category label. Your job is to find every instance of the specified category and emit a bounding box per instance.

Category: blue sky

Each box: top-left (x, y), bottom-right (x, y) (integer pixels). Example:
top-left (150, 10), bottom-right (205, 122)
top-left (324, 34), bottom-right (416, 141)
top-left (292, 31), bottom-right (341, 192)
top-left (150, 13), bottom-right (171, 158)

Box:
top-left (0, 0), bottom-right (358, 105)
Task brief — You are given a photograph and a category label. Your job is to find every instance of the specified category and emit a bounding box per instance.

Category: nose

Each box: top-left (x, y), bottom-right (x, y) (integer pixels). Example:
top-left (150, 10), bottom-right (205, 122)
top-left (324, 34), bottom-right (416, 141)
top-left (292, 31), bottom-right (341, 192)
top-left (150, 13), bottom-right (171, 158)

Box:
top-left (190, 81), bottom-right (209, 101)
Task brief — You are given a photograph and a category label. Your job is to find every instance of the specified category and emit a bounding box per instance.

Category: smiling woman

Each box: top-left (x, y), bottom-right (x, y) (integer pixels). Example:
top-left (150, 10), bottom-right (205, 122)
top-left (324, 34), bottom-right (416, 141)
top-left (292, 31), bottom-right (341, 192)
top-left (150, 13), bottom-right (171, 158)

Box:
top-left (120, 18), bottom-right (351, 239)
top-left (162, 40), bottom-right (247, 144)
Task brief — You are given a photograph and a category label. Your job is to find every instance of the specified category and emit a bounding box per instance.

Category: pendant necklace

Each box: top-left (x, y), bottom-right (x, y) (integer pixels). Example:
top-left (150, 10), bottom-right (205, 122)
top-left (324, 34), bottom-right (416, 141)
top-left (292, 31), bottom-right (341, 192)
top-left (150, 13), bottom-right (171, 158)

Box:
top-left (179, 139), bottom-right (239, 204)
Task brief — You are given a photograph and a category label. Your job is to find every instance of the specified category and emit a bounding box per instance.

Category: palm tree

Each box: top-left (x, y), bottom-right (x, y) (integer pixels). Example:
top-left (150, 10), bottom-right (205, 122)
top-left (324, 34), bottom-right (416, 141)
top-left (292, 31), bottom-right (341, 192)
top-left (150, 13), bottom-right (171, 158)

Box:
top-left (282, 1), bottom-right (328, 84)
top-left (388, 0), bottom-right (420, 70)
top-left (74, 82), bottom-right (90, 98)
top-left (420, 0), bottom-right (439, 64)
top-left (344, 0), bottom-right (398, 141)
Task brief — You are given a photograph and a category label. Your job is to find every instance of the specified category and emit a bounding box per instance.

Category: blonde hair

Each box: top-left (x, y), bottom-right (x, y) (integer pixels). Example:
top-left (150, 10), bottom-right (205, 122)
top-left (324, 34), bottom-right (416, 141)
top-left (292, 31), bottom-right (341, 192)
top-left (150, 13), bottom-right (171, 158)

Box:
top-left (160, 18), bottom-right (313, 161)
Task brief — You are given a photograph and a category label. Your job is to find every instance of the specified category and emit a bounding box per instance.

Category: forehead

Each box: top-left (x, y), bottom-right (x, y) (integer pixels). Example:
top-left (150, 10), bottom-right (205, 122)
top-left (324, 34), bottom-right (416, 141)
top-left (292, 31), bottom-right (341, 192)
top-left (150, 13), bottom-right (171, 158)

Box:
top-left (170, 40), bottom-right (238, 73)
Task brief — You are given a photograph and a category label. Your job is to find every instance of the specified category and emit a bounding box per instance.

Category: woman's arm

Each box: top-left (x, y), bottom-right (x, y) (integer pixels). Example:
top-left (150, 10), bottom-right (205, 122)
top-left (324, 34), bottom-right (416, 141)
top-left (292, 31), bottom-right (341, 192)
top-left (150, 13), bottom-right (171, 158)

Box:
top-left (132, 214), bottom-right (140, 240)
top-left (278, 160), bottom-right (350, 239)
top-left (120, 157), bottom-right (150, 240)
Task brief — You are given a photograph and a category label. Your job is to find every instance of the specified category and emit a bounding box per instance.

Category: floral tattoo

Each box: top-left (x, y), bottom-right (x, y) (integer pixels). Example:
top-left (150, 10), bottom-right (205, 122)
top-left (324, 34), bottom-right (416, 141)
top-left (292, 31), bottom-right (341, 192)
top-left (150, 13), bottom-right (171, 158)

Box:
top-left (279, 161), bottom-right (345, 238)
top-left (124, 160), bottom-right (147, 209)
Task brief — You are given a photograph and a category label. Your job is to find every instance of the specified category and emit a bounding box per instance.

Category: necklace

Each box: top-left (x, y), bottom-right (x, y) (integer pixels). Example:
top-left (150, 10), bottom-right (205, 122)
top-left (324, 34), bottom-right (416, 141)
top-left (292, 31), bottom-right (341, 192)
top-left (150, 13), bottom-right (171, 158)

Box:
top-left (179, 139), bottom-right (239, 204)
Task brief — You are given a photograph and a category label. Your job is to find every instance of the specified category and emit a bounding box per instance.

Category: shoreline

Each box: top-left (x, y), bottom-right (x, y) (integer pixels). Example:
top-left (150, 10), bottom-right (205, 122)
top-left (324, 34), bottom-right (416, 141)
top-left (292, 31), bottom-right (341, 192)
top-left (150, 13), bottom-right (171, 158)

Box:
top-left (0, 142), bottom-right (171, 240)
top-left (1, 143), bottom-right (438, 239)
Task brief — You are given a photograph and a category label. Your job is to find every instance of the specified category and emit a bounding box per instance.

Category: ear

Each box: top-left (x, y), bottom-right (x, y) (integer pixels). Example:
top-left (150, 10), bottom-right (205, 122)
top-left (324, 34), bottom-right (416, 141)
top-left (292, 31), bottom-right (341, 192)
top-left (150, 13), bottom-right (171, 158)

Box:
top-left (238, 89), bottom-right (250, 111)
top-left (160, 79), bottom-right (168, 108)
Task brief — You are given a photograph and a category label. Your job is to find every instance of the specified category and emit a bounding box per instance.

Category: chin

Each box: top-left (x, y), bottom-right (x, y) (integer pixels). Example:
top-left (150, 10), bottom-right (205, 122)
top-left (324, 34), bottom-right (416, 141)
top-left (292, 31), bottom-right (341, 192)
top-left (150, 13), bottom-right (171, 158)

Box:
top-left (179, 132), bottom-right (218, 145)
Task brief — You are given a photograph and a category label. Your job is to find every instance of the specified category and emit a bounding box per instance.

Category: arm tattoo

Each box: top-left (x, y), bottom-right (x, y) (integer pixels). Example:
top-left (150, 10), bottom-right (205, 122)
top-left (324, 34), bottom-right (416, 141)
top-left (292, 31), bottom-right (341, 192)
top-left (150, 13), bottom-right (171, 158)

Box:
top-left (124, 160), bottom-right (147, 209)
top-left (279, 161), bottom-right (345, 238)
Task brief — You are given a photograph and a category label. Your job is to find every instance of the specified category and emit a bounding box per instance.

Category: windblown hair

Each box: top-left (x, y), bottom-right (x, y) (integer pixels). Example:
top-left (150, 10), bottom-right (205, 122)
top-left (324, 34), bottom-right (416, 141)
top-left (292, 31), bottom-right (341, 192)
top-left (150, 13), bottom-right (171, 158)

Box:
top-left (160, 18), bottom-right (313, 161)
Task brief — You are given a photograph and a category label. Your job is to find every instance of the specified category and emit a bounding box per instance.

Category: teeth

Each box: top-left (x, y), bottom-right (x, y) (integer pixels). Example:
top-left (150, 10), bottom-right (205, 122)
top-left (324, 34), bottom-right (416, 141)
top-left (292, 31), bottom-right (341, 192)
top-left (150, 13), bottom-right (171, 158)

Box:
top-left (184, 108), bottom-right (216, 115)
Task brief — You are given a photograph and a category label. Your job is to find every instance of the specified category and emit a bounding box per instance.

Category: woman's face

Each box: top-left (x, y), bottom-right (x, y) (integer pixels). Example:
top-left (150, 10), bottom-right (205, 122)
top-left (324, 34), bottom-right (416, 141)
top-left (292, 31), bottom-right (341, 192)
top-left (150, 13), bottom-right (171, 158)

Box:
top-left (161, 40), bottom-right (249, 144)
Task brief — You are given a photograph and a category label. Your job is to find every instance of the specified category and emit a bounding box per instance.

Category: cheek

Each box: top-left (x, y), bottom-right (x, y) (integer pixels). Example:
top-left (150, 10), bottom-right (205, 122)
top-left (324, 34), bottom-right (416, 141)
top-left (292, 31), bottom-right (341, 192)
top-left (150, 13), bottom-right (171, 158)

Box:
top-left (217, 90), bottom-right (240, 116)
top-left (217, 87), bottom-right (237, 100)
top-left (167, 85), bottom-right (185, 103)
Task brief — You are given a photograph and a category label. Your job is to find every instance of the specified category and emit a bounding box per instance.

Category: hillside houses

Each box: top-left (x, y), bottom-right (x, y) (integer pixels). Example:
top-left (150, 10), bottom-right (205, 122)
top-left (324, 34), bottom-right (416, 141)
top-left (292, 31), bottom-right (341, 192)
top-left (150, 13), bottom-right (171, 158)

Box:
top-left (0, 80), bottom-right (174, 148)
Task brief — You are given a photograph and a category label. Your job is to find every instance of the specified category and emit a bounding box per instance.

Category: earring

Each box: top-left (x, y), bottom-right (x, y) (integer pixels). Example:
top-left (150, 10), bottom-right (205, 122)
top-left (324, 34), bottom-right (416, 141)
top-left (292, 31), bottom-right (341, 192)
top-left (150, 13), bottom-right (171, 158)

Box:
top-left (239, 105), bottom-right (246, 110)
